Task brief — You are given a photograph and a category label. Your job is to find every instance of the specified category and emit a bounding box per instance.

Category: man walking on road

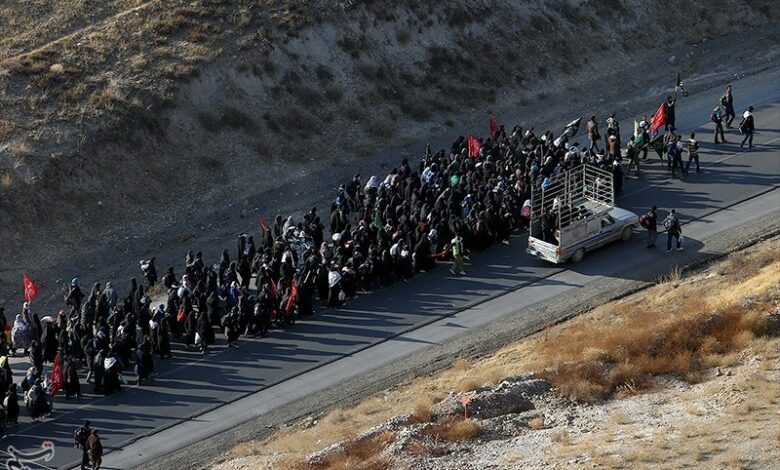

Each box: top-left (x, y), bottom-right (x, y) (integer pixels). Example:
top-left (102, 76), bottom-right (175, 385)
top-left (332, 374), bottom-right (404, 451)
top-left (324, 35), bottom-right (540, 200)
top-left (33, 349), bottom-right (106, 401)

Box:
top-left (626, 136), bottom-right (641, 178)
top-left (587, 116), bottom-right (601, 153)
top-left (642, 206), bottom-right (658, 248)
top-left (75, 420), bottom-right (92, 470)
top-left (87, 429), bottom-right (103, 470)
top-left (711, 105), bottom-right (727, 143)
top-left (667, 135), bottom-right (687, 177)
top-left (663, 209), bottom-right (683, 252)
top-left (685, 132), bottom-right (701, 174)
top-left (739, 106), bottom-right (755, 149)
top-left (450, 233), bottom-right (466, 276)
top-left (721, 85), bottom-right (736, 127)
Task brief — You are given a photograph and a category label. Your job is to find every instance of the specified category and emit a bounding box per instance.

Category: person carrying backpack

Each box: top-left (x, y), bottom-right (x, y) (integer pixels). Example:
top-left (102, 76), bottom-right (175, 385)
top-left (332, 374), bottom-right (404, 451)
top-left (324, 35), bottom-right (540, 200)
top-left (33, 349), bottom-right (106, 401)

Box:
top-left (639, 206), bottom-right (658, 248)
top-left (711, 105), bottom-right (726, 144)
top-left (739, 106), bottom-right (755, 149)
top-left (74, 420), bottom-right (91, 469)
top-left (667, 135), bottom-right (686, 177)
top-left (663, 209), bottom-right (683, 252)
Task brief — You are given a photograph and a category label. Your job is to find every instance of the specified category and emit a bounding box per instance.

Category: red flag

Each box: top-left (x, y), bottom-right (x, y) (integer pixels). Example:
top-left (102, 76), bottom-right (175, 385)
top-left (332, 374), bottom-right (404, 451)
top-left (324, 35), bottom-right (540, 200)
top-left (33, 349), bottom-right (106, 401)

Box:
top-left (488, 114), bottom-right (499, 140)
top-left (23, 273), bottom-right (38, 303)
top-left (50, 355), bottom-right (63, 397)
top-left (259, 217), bottom-right (268, 231)
top-left (650, 102), bottom-right (667, 134)
top-left (467, 134), bottom-right (481, 158)
top-left (286, 280), bottom-right (298, 315)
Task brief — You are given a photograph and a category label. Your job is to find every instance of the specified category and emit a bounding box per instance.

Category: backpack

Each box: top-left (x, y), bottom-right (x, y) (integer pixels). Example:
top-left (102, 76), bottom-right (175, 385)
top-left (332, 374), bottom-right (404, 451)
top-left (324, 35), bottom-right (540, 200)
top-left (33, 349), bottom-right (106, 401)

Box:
top-left (74, 426), bottom-right (89, 448)
top-left (663, 217), bottom-right (674, 231)
top-left (639, 214), bottom-right (649, 229)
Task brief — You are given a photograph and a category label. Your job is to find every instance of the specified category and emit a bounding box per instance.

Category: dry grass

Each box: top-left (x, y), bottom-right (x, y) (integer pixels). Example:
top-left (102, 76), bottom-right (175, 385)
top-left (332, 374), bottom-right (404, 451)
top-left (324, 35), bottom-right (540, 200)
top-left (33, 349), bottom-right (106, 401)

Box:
top-left (551, 430), bottom-right (571, 446)
top-left (528, 417), bottom-right (545, 430)
top-left (536, 247), bottom-right (780, 403)
top-left (406, 398), bottom-right (433, 425)
top-left (423, 418), bottom-right (484, 443)
top-left (311, 432), bottom-right (394, 470)
top-left (0, 120), bottom-right (14, 140)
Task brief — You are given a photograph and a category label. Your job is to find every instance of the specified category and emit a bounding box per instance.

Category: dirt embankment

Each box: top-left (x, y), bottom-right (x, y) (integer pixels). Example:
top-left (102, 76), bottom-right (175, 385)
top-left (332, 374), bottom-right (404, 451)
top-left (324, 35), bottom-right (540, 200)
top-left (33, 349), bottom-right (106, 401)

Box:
top-left (216, 238), bottom-right (780, 470)
top-left (0, 0), bottom-right (777, 294)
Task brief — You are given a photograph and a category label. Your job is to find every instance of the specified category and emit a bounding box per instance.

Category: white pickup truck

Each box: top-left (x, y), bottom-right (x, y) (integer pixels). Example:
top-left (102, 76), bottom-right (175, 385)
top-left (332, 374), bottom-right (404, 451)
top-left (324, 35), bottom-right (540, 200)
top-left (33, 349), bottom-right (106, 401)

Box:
top-left (526, 164), bottom-right (639, 264)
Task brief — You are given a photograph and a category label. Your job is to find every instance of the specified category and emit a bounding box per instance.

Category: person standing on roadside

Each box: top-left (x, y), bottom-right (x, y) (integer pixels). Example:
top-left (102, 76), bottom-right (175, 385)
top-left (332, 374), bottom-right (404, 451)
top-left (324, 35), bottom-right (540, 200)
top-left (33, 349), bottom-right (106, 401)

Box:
top-left (685, 132), bottom-right (701, 174)
top-left (641, 206), bottom-right (658, 248)
top-left (587, 116), bottom-right (601, 153)
top-left (74, 420), bottom-right (92, 470)
top-left (638, 116), bottom-right (650, 160)
top-left (711, 105), bottom-right (727, 144)
top-left (720, 85), bottom-right (735, 127)
top-left (667, 135), bottom-right (687, 177)
top-left (87, 429), bottom-right (103, 470)
top-left (450, 233), bottom-right (466, 276)
top-left (739, 106), bottom-right (755, 149)
top-left (662, 126), bottom-right (678, 163)
top-left (626, 136), bottom-right (641, 178)
top-left (663, 209), bottom-right (683, 252)
top-left (606, 113), bottom-right (620, 141)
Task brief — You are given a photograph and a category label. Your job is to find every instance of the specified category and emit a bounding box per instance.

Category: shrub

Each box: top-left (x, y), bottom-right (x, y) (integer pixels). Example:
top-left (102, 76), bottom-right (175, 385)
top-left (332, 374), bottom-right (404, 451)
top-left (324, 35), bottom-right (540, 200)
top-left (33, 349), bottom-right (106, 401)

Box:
top-left (314, 432), bottom-right (394, 470)
top-left (528, 417), bottom-right (544, 430)
top-left (424, 418), bottom-right (484, 442)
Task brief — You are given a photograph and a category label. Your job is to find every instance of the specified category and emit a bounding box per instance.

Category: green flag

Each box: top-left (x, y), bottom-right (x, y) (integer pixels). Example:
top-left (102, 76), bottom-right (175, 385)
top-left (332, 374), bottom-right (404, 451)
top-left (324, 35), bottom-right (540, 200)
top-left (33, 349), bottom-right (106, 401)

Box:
top-left (372, 210), bottom-right (383, 231)
top-left (650, 134), bottom-right (665, 158)
top-left (676, 73), bottom-right (689, 97)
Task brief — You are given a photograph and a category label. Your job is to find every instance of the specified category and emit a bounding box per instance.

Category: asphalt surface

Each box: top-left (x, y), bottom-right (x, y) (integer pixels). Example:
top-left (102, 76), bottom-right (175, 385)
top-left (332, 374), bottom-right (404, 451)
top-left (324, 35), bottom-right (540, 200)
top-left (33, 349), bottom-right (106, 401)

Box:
top-left (3, 67), bottom-right (779, 469)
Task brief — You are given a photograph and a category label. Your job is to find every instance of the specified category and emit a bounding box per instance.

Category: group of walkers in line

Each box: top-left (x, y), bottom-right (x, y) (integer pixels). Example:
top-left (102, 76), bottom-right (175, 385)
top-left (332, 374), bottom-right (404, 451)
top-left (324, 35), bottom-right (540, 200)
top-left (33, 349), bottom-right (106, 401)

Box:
top-left (0, 84), bottom-right (758, 462)
top-left (587, 85), bottom-right (755, 185)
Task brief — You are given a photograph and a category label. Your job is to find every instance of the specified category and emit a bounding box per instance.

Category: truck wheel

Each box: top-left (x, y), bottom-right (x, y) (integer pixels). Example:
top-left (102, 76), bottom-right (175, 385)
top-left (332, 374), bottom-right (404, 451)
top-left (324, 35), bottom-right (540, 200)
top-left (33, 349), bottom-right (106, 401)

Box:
top-left (621, 226), bottom-right (634, 242)
top-left (570, 248), bottom-right (585, 263)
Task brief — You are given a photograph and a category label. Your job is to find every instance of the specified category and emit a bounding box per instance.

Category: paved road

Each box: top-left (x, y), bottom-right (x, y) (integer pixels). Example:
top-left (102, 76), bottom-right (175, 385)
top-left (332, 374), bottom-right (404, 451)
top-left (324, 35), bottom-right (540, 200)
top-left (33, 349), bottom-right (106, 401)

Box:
top-left (3, 68), bottom-right (779, 469)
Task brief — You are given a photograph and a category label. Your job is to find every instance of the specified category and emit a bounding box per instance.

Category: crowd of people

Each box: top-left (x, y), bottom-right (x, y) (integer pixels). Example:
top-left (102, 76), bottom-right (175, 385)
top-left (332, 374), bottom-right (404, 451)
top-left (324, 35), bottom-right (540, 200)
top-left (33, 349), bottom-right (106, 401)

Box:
top-left (0, 85), bottom-right (757, 453)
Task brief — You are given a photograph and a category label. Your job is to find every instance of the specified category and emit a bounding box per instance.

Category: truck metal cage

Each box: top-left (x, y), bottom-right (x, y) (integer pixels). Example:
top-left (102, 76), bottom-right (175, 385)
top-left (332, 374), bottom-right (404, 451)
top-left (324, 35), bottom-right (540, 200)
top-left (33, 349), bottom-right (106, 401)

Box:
top-left (529, 164), bottom-right (614, 244)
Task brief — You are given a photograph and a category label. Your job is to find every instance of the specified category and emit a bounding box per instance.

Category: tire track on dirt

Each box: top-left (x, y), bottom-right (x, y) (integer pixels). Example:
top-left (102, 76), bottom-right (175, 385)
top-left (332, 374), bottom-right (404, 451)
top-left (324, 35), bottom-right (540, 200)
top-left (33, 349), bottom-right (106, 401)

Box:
top-left (0, 0), bottom-right (162, 63)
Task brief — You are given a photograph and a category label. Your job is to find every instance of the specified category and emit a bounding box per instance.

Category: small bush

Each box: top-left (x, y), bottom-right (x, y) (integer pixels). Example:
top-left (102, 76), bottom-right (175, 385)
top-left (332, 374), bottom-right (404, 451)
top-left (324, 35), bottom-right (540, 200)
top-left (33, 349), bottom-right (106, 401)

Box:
top-left (315, 64), bottom-right (334, 83)
top-left (407, 399), bottom-right (432, 424)
top-left (0, 173), bottom-right (12, 189)
top-left (314, 433), bottom-right (394, 470)
top-left (425, 418), bottom-right (484, 442)
top-left (552, 430), bottom-right (571, 445)
top-left (324, 85), bottom-right (343, 103)
top-left (0, 120), bottom-right (15, 140)
top-left (528, 417), bottom-right (544, 430)
top-left (396, 27), bottom-right (411, 45)
top-left (400, 98), bottom-right (433, 121)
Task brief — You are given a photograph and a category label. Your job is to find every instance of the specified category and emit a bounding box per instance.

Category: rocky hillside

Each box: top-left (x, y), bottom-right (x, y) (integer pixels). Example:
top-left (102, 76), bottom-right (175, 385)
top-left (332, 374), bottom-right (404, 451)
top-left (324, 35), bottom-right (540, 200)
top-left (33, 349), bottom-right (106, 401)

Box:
top-left (0, 0), bottom-right (777, 272)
